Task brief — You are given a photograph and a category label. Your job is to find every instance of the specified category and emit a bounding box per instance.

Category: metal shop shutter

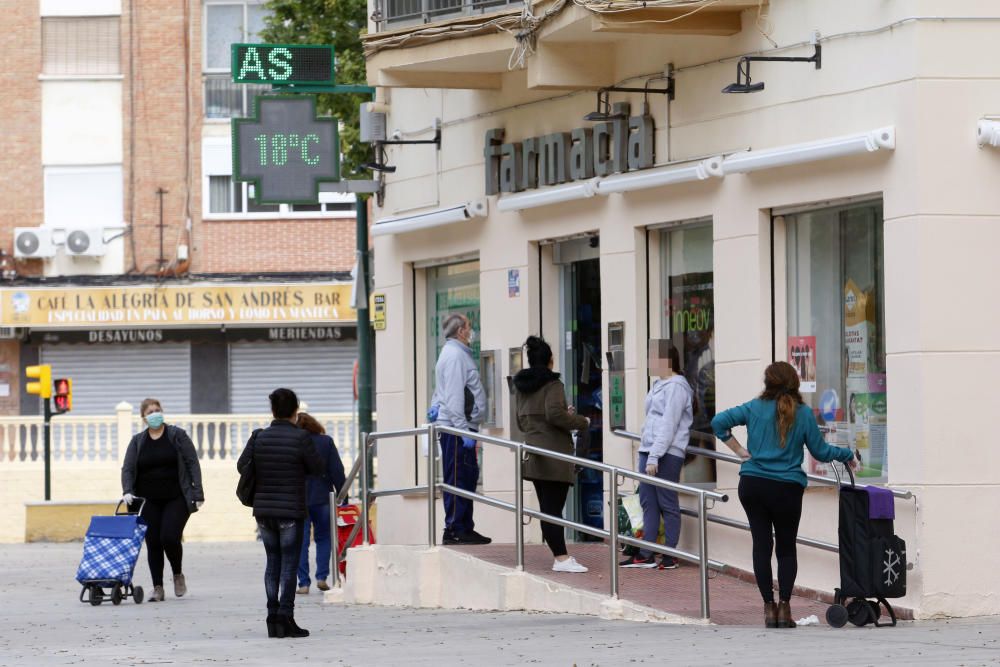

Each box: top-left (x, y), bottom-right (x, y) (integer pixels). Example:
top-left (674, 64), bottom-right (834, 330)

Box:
top-left (40, 343), bottom-right (192, 415)
top-left (229, 340), bottom-right (357, 414)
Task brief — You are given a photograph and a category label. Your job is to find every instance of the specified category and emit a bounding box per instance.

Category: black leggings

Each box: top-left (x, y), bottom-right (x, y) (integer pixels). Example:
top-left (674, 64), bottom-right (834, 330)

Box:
top-left (142, 496), bottom-right (190, 587)
top-left (532, 480), bottom-right (570, 558)
top-left (738, 475), bottom-right (804, 603)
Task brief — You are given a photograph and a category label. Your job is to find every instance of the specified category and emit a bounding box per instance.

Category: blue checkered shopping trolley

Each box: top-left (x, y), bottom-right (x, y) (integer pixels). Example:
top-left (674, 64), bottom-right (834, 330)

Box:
top-left (76, 498), bottom-right (148, 606)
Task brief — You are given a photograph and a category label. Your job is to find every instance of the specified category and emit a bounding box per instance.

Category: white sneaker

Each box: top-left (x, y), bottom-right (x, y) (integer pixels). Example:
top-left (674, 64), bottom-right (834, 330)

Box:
top-left (552, 557), bottom-right (588, 573)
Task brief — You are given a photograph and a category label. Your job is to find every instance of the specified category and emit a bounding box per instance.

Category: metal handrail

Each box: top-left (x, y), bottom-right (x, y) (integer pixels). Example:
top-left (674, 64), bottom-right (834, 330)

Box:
top-left (613, 429), bottom-right (915, 557)
top-left (341, 423), bottom-right (729, 619)
top-left (614, 429), bottom-right (912, 500)
top-left (683, 443), bottom-right (914, 500)
top-left (330, 454), bottom-right (363, 589)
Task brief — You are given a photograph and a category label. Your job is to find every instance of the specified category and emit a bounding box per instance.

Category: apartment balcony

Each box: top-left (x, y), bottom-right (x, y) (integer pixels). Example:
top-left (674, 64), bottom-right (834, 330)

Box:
top-left (365, 0), bottom-right (759, 90)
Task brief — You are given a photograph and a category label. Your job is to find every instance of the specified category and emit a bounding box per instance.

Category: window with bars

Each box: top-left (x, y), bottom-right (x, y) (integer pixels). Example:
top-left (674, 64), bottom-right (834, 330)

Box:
top-left (204, 74), bottom-right (271, 119)
top-left (42, 16), bottom-right (121, 75)
top-left (204, 1), bottom-right (270, 118)
top-left (382, 0), bottom-right (518, 27)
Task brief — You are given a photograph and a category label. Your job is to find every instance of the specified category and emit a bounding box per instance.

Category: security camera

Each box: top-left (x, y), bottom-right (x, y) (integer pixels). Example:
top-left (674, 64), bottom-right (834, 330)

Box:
top-left (390, 129), bottom-right (403, 140)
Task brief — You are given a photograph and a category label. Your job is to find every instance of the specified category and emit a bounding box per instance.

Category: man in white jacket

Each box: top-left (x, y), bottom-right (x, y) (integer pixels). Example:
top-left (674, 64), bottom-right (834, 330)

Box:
top-left (428, 313), bottom-right (490, 545)
top-left (621, 340), bottom-right (693, 569)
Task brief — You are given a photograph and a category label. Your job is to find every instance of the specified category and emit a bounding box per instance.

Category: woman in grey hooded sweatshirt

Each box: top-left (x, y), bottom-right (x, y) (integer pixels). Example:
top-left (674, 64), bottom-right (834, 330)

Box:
top-left (621, 341), bottom-right (694, 569)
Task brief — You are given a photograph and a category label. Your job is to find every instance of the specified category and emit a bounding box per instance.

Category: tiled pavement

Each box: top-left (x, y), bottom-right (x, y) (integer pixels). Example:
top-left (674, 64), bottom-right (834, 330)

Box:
top-left (448, 542), bottom-right (831, 626)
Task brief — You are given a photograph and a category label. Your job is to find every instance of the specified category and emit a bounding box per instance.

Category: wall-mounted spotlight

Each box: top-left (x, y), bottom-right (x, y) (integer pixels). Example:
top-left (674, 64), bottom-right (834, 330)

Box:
top-left (361, 160), bottom-right (397, 174)
top-left (722, 43), bottom-right (821, 94)
top-left (584, 90), bottom-right (627, 122)
top-left (583, 68), bottom-right (676, 122)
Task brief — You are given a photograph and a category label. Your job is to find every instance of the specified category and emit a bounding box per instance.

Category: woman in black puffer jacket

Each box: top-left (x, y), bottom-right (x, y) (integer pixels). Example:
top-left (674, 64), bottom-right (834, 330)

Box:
top-left (237, 388), bottom-right (322, 639)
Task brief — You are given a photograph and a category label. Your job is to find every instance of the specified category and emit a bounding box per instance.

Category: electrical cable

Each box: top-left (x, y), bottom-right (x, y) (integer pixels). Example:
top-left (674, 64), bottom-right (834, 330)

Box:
top-left (365, 0), bottom-right (719, 58)
top-left (754, 0), bottom-right (777, 48)
top-left (379, 14), bottom-right (1000, 137)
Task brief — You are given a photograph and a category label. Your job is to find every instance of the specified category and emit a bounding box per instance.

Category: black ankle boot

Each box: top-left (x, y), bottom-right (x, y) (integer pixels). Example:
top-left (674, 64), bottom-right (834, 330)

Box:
top-left (266, 614), bottom-right (285, 638)
top-left (284, 616), bottom-right (310, 638)
top-left (764, 602), bottom-right (778, 628)
top-left (776, 600), bottom-right (797, 628)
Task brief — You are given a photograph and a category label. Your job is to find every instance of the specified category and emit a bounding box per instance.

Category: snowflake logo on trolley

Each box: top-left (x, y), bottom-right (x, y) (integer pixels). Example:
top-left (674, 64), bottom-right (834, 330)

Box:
top-left (883, 547), bottom-right (901, 586)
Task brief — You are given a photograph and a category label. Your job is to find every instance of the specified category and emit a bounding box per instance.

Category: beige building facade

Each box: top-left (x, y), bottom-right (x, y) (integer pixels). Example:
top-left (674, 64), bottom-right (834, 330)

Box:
top-left (366, 0), bottom-right (1000, 618)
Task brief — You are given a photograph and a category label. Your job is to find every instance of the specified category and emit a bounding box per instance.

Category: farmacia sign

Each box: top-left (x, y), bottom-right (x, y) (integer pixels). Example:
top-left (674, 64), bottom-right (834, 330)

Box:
top-left (484, 102), bottom-right (654, 195)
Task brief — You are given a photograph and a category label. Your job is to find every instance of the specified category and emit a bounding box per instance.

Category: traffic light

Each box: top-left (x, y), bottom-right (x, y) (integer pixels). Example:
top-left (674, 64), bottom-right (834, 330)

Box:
top-left (53, 378), bottom-right (72, 414)
top-left (25, 364), bottom-right (52, 399)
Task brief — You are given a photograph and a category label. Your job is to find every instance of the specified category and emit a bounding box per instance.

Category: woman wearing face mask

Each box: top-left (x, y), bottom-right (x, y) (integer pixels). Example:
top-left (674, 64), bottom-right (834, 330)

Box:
top-left (121, 398), bottom-right (204, 602)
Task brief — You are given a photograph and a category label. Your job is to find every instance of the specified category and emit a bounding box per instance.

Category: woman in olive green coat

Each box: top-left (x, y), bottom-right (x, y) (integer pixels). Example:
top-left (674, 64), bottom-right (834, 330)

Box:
top-left (513, 336), bottom-right (590, 573)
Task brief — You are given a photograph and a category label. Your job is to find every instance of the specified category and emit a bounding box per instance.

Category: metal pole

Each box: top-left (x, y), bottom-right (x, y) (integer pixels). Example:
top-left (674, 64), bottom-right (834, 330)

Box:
top-left (427, 424), bottom-right (437, 547)
top-left (360, 433), bottom-right (370, 545)
top-left (698, 492), bottom-right (710, 619)
top-left (514, 444), bottom-right (524, 571)
top-left (330, 490), bottom-right (341, 588)
top-left (43, 397), bottom-right (51, 501)
top-left (156, 187), bottom-right (168, 273)
top-left (356, 196), bottom-right (374, 454)
top-left (609, 472), bottom-right (620, 599)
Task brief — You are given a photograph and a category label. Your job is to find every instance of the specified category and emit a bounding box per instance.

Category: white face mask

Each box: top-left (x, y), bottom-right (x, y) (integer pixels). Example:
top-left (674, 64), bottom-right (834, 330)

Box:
top-left (468, 329), bottom-right (477, 344)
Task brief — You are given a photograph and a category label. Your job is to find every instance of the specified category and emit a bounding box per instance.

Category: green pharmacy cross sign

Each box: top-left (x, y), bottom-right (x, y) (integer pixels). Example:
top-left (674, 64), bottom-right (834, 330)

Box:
top-left (232, 44), bottom-right (335, 85)
top-left (232, 95), bottom-right (340, 205)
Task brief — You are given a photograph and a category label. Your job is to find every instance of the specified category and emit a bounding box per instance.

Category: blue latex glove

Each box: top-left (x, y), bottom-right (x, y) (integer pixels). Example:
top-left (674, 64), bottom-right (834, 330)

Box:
top-left (461, 436), bottom-right (477, 450)
top-left (427, 405), bottom-right (439, 422)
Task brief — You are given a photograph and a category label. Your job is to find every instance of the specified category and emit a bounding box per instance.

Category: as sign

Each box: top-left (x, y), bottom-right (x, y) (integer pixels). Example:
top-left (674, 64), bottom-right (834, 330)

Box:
top-left (231, 44), bottom-right (335, 85)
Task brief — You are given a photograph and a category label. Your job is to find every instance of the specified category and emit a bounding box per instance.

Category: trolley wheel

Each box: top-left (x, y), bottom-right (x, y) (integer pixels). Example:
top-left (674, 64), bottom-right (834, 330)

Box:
top-left (847, 599), bottom-right (879, 627)
top-left (826, 603), bottom-right (849, 628)
top-left (111, 584), bottom-right (123, 605)
top-left (88, 586), bottom-right (104, 606)
top-left (133, 585), bottom-right (144, 604)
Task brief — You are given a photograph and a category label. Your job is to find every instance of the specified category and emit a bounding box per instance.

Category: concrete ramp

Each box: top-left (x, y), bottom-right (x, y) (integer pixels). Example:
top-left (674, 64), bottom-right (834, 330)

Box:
top-left (327, 544), bottom-right (706, 624)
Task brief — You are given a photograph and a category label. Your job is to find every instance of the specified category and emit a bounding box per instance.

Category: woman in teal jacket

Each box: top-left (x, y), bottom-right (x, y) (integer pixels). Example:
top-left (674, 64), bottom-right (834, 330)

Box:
top-left (712, 362), bottom-right (857, 629)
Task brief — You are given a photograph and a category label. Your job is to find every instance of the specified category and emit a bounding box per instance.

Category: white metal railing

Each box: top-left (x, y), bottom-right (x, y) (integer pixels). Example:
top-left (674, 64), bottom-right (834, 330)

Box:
top-left (0, 410), bottom-right (362, 469)
top-left (338, 424), bottom-right (729, 619)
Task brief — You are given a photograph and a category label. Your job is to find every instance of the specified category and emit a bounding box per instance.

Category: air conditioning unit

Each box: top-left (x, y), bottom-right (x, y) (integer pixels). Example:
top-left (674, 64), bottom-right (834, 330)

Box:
top-left (14, 227), bottom-right (56, 258)
top-left (0, 327), bottom-right (25, 340)
top-left (63, 228), bottom-right (107, 257)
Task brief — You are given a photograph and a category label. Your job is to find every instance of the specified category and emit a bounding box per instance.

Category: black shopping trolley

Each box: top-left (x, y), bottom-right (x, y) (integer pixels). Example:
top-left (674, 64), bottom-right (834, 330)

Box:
top-left (76, 498), bottom-right (148, 606)
top-left (826, 464), bottom-right (906, 628)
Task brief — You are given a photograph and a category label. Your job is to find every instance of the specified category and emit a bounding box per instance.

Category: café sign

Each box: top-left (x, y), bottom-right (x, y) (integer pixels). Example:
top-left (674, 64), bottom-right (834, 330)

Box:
top-left (0, 283), bottom-right (355, 328)
top-left (484, 102), bottom-right (654, 195)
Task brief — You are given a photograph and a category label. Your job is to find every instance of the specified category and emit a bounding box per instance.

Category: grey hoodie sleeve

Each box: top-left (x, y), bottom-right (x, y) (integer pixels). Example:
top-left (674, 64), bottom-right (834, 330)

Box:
top-left (646, 383), bottom-right (686, 464)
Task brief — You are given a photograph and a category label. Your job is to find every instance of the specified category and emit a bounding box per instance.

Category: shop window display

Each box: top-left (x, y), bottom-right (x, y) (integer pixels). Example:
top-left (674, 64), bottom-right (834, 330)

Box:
top-left (659, 224), bottom-right (716, 484)
top-left (785, 201), bottom-right (887, 480)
